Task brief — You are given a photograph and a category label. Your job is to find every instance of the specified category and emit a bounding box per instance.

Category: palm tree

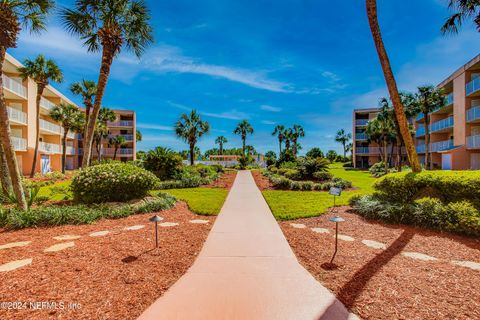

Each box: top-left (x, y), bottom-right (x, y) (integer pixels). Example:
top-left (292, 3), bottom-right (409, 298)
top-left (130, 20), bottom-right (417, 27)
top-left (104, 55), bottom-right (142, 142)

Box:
top-left (0, 143), bottom-right (12, 195)
top-left (284, 128), bottom-right (293, 152)
top-left (234, 120), bottom-right (254, 156)
top-left (0, 0), bottom-right (54, 210)
top-left (215, 136), bottom-right (228, 155)
top-left (366, 115), bottom-right (396, 173)
top-left (109, 135), bottom-right (127, 160)
top-left (175, 110), bottom-right (210, 165)
top-left (272, 124), bottom-right (285, 155)
top-left (335, 129), bottom-right (352, 160)
top-left (365, 0), bottom-right (421, 173)
top-left (441, 0), bottom-right (480, 34)
top-left (136, 130), bottom-right (142, 142)
top-left (290, 124), bottom-right (305, 157)
top-left (49, 103), bottom-right (85, 173)
top-left (92, 108), bottom-right (116, 162)
top-left (61, 0), bottom-right (154, 167)
top-left (70, 79), bottom-right (97, 134)
top-left (18, 54), bottom-right (63, 177)
top-left (415, 86), bottom-right (447, 170)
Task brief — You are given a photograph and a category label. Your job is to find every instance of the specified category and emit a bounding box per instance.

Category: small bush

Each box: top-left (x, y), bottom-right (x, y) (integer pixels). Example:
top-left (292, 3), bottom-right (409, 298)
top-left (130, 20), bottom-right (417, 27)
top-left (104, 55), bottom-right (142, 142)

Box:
top-left (72, 163), bottom-right (160, 203)
top-left (301, 181), bottom-right (314, 191)
top-left (446, 201), bottom-right (480, 236)
top-left (284, 169), bottom-right (302, 180)
top-left (271, 176), bottom-right (292, 190)
top-left (313, 171), bottom-right (333, 181)
top-left (412, 197), bottom-right (448, 227)
top-left (143, 147), bottom-right (184, 180)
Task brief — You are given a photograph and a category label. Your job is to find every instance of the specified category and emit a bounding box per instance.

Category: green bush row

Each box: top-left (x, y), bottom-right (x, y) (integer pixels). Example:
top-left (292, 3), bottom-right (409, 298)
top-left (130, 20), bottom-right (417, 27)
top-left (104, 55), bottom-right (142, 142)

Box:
top-left (264, 171), bottom-right (352, 191)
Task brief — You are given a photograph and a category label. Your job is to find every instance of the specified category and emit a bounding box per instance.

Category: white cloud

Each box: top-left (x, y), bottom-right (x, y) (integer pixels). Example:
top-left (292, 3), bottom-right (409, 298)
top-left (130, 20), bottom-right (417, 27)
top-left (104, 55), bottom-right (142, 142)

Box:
top-left (202, 109), bottom-right (249, 120)
top-left (261, 120), bottom-right (276, 125)
top-left (260, 105), bottom-right (282, 112)
top-left (137, 123), bottom-right (172, 131)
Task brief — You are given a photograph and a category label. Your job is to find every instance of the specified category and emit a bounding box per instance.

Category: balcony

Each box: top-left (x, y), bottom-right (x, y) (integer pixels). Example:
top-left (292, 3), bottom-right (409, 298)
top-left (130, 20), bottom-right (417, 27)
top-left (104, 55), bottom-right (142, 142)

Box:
top-left (40, 119), bottom-right (61, 134)
top-left (11, 136), bottom-right (26, 151)
top-left (2, 74), bottom-right (26, 98)
top-left (355, 132), bottom-right (368, 141)
top-left (466, 77), bottom-right (480, 96)
top-left (64, 146), bottom-right (75, 155)
top-left (60, 128), bottom-right (76, 139)
top-left (355, 147), bottom-right (380, 155)
top-left (102, 148), bottom-right (134, 156)
top-left (40, 97), bottom-right (57, 111)
top-left (467, 135), bottom-right (480, 149)
top-left (39, 142), bottom-right (61, 154)
top-left (107, 120), bottom-right (134, 127)
top-left (430, 116), bottom-right (454, 133)
top-left (416, 144), bottom-right (426, 153)
top-left (415, 93), bottom-right (454, 121)
top-left (467, 106), bottom-right (480, 122)
top-left (431, 139), bottom-right (454, 152)
top-left (108, 133), bottom-right (134, 141)
top-left (7, 107), bottom-right (27, 125)
top-left (416, 125), bottom-right (426, 137)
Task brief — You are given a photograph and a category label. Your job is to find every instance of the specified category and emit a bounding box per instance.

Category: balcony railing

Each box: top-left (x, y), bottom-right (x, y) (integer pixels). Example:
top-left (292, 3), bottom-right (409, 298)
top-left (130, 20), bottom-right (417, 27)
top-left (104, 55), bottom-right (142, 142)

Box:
top-left (430, 116), bottom-right (454, 133)
top-left (107, 133), bottom-right (134, 141)
top-left (40, 97), bottom-right (57, 111)
top-left (102, 148), bottom-right (134, 155)
top-left (66, 163), bottom-right (75, 170)
top-left (415, 93), bottom-right (454, 121)
top-left (2, 74), bottom-right (26, 98)
top-left (64, 146), bottom-right (75, 155)
top-left (416, 144), bottom-right (426, 153)
top-left (416, 125), bottom-right (426, 137)
top-left (466, 77), bottom-right (480, 96)
top-left (11, 136), bottom-right (26, 151)
top-left (355, 132), bottom-right (368, 140)
top-left (39, 142), bottom-right (61, 154)
top-left (355, 147), bottom-right (380, 154)
top-left (7, 107), bottom-right (27, 124)
top-left (467, 135), bottom-right (480, 149)
top-left (467, 106), bottom-right (480, 122)
top-left (40, 119), bottom-right (61, 134)
top-left (107, 120), bottom-right (133, 127)
top-left (431, 139), bottom-right (454, 152)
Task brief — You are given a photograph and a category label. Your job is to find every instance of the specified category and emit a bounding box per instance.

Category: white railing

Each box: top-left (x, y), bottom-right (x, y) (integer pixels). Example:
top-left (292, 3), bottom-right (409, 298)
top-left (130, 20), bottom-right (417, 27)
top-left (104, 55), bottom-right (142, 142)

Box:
top-left (40, 97), bottom-right (57, 111)
top-left (102, 148), bottom-right (134, 155)
top-left (355, 132), bottom-right (368, 140)
top-left (107, 120), bottom-right (133, 127)
top-left (11, 136), bottom-right (26, 151)
top-left (416, 125), bottom-right (426, 137)
top-left (7, 107), bottom-right (27, 124)
top-left (39, 142), bottom-right (61, 154)
top-left (431, 139), bottom-right (454, 152)
top-left (108, 133), bottom-right (134, 141)
top-left (64, 146), bottom-right (75, 155)
top-left (467, 135), bottom-right (480, 149)
top-left (60, 128), bottom-right (76, 139)
top-left (355, 119), bottom-right (369, 126)
top-left (466, 77), bottom-right (480, 96)
top-left (430, 116), bottom-right (454, 133)
top-left (355, 147), bottom-right (380, 154)
top-left (40, 119), bottom-right (61, 134)
top-left (2, 74), bottom-right (26, 98)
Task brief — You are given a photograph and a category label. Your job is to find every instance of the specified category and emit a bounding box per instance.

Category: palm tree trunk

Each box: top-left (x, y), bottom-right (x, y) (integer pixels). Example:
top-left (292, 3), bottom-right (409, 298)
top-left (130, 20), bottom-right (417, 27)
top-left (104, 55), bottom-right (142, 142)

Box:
top-left (189, 144), bottom-right (195, 165)
top-left (0, 48), bottom-right (27, 210)
top-left (396, 136), bottom-right (402, 171)
top-left (242, 136), bottom-right (246, 156)
top-left (0, 141), bottom-right (12, 194)
top-left (424, 114), bottom-right (430, 170)
top-left (84, 99), bottom-right (92, 136)
top-left (82, 46), bottom-right (114, 167)
top-left (220, 143), bottom-right (223, 155)
top-left (343, 142), bottom-right (346, 159)
top-left (113, 146), bottom-right (117, 160)
top-left (366, 0), bottom-right (421, 173)
top-left (279, 138), bottom-right (282, 155)
top-left (61, 130), bottom-right (68, 174)
top-left (383, 136), bottom-right (388, 173)
top-left (30, 85), bottom-right (44, 177)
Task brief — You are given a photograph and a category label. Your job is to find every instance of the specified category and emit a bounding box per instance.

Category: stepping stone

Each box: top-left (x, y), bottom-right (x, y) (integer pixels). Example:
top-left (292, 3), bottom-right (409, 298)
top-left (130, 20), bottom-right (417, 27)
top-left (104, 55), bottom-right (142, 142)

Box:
top-left (311, 228), bottom-right (330, 234)
top-left (159, 222), bottom-right (179, 227)
top-left (124, 225), bottom-right (145, 231)
top-left (290, 223), bottom-right (306, 229)
top-left (53, 235), bottom-right (81, 241)
top-left (337, 234), bottom-right (354, 242)
top-left (362, 239), bottom-right (386, 250)
top-left (401, 251), bottom-right (437, 261)
top-left (44, 242), bottom-right (75, 253)
top-left (451, 260), bottom-right (480, 271)
top-left (0, 258), bottom-right (32, 272)
top-left (0, 241), bottom-right (31, 250)
top-left (189, 220), bottom-right (209, 224)
top-left (89, 230), bottom-right (110, 237)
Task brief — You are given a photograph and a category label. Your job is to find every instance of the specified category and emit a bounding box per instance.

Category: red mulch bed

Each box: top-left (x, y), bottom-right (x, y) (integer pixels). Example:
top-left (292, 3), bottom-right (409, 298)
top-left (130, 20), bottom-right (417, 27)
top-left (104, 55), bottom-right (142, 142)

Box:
top-left (279, 206), bottom-right (480, 320)
top-left (203, 170), bottom-right (237, 190)
top-left (0, 202), bottom-right (214, 320)
top-left (251, 170), bottom-right (273, 190)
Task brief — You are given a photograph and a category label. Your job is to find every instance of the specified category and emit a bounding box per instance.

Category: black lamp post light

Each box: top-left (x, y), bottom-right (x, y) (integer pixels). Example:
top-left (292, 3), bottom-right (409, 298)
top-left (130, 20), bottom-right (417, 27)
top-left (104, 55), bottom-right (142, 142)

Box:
top-left (149, 215), bottom-right (164, 248)
top-left (328, 187), bottom-right (346, 265)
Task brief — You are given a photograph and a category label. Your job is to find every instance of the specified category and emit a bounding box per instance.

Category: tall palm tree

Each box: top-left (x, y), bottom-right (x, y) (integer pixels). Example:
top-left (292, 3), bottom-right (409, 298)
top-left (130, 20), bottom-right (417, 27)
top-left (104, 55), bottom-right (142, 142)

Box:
top-left (49, 103), bottom-right (85, 173)
top-left (366, 115), bottom-right (396, 173)
top-left (175, 110), bottom-right (210, 165)
top-left (290, 124), bottom-right (305, 157)
top-left (0, 0), bottom-right (54, 210)
top-left (272, 124), bottom-right (285, 155)
top-left (335, 129), bottom-right (352, 160)
top-left (441, 0), bottom-right (480, 34)
top-left (415, 86), bottom-right (447, 170)
top-left (92, 108), bottom-right (116, 162)
top-left (109, 135), bottom-right (127, 160)
top-left (61, 0), bottom-right (154, 167)
top-left (136, 130), bottom-right (142, 142)
top-left (365, 0), bottom-right (421, 173)
top-left (215, 136), bottom-right (228, 155)
top-left (18, 54), bottom-right (63, 177)
top-left (70, 79), bottom-right (97, 134)
top-left (234, 120), bottom-right (254, 156)
top-left (0, 143), bottom-right (12, 195)
top-left (284, 128), bottom-right (293, 152)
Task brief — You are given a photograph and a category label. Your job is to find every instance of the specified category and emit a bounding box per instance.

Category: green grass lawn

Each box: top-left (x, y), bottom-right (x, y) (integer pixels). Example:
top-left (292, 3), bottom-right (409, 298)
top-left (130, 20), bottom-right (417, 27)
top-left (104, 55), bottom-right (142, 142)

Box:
top-left (263, 163), bottom-right (376, 220)
top-left (161, 188), bottom-right (229, 216)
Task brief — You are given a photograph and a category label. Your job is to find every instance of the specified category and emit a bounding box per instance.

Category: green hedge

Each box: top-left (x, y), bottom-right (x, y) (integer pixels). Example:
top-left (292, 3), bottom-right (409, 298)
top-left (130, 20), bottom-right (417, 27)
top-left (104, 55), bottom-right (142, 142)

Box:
top-left (264, 171), bottom-right (352, 191)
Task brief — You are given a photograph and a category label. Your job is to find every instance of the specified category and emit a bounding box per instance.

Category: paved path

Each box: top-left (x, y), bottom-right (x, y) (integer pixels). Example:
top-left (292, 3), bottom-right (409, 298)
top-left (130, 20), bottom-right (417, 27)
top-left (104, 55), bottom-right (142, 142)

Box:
top-left (139, 171), bottom-right (355, 320)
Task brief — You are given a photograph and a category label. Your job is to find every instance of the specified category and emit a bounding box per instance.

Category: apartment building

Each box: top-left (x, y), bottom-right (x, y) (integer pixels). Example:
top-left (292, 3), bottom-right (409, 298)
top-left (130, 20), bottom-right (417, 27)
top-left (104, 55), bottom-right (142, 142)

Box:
top-left (3, 53), bottom-right (136, 175)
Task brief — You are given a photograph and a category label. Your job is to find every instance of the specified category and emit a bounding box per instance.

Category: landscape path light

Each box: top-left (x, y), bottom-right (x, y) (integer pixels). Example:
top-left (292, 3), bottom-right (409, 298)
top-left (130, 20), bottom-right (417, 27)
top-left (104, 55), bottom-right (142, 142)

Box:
top-left (329, 215), bottom-right (345, 264)
top-left (149, 215), bottom-right (164, 248)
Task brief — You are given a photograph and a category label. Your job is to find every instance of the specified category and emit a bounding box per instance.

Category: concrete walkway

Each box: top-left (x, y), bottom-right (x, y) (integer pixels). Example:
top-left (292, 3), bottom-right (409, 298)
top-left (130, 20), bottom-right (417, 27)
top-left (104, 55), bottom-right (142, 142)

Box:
top-left (139, 171), bottom-right (355, 320)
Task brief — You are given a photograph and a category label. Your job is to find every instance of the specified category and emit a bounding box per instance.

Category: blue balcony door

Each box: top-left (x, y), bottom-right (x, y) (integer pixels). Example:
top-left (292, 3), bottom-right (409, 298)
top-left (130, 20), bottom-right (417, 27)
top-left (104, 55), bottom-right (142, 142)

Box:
top-left (441, 154), bottom-right (452, 170)
top-left (41, 155), bottom-right (51, 174)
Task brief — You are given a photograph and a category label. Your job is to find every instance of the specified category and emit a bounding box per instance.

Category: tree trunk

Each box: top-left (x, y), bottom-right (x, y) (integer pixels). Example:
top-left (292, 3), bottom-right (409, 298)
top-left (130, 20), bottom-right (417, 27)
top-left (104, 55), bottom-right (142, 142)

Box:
top-left (82, 46), bottom-right (114, 167)
top-left (242, 135), bottom-right (246, 156)
top-left (389, 141), bottom-right (395, 167)
top-left (383, 136), bottom-right (388, 173)
top-left (0, 48), bottom-right (27, 210)
top-left (396, 136), bottom-right (402, 171)
top-left (189, 144), bottom-right (195, 165)
top-left (0, 141), bottom-right (12, 194)
top-left (84, 98), bottom-right (92, 136)
top-left (61, 129), bottom-right (68, 174)
top-left (279, 138), bottom-right (282, 155)
top-left (366, 0), bottom-right (421, 173)
top-left (343, 142), bottom-right (346, 159)
top-left (424, 113), bottom-right (430, 170)
top-left (30, 85), bottom-right (45, 178)
top-left (220, 143), bottom-right (223, 155)
top-left (113, 146), bottom-right (117, 160)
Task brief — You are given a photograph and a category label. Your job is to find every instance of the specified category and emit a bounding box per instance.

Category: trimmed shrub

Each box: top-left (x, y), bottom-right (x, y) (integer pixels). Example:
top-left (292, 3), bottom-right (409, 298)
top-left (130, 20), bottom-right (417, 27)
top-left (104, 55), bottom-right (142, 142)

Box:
top-left (284, 169), bottom-right (302, 180)
top-left (143, 147), bottom-right (184, 180)
top-left (72, 163), bottom-right (160, 203)
top-left (271, 176), bottom-right (292, 190)
top-left (297, 157), bottom-right (329, 179)
top-left (446, 201), bottom-right (480, 236)
top-left (301, 181), bottom-right (314, 191)
top-left (412, 197), bottom-right (448, 227)
top-left (313, 171), bottom-right (333, 181)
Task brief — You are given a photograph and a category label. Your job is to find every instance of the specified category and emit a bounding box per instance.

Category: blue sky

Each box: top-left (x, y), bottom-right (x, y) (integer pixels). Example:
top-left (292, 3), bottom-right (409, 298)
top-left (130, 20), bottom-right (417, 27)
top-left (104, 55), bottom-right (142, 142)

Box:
top-left (9, 0), bottom-right (480, 154)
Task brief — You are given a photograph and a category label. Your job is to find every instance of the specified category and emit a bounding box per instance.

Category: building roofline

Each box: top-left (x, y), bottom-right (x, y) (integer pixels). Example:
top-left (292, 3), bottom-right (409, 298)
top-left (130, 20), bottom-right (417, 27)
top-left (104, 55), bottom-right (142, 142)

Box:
top-left (353, 107), bottom-right (380, 113)
top-left (438, 53), bottom-right (480, 88)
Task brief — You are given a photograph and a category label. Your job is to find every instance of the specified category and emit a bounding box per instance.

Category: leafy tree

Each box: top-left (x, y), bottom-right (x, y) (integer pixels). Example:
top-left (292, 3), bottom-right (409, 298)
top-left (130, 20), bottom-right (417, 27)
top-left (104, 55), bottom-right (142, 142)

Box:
top-left (272, 125), bottom-right (285, 155)
top-left (366, 113), bottom-right (396, 172)
top-left (291, 124), bottom-right (305, 157)
top-left (283, 128), bottom-right (293, 152)
top-left (136, 150), bottom-right (146, 160)
top-left (175, 110), bottom-right (210, 165)
top-left (49, 103), bottom-right (85, 173)
top-left (306, 147), bottom-right (324, 159)
top-left (366, 0), bottom-right (421, 172)
top-left (245, 145), bottom-right (256, 155)
top-left (109, 135), bottom-right (127, 160)
top-left (62, 0), bottom-right (154, 167)
top-left (441, 0), bottom-right (480, 34)
top-left (0, 0), bottom-right (54, 210)
top-left (177, 150), bottom-right (189, 160)
top-left (143, 147), bottom-right (183, 179)
top-left (92, 108), bottom-right (116, 162)
top-left (215, 136), bottom-right (228, 155)
top-left (234, 120), bottom-right (254, 155)
top-left (265, 150), bottom-right (277, 166)
top-left (136, 130), bottom-right (142, 142)
top-left (335, 129), bottom-right (352, 160)
top-left (326, 150), bottom-right (338, 163)
top-left (18, 54), bottom-right (63, 177)
top-left (70, 79), bottom-right (97, 134)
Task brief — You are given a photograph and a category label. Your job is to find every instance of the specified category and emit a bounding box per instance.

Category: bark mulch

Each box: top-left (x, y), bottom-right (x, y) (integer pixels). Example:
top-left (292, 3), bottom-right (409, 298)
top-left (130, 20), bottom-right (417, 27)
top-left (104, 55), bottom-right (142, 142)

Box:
top-left (0, 202), bottom-right (215, 320)
top-left (203, 170), bottom-right (237, 190)
top-left (251, 170), bottom-right (273, 190)
top-left (279, 206), bottom-right (480, 320)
